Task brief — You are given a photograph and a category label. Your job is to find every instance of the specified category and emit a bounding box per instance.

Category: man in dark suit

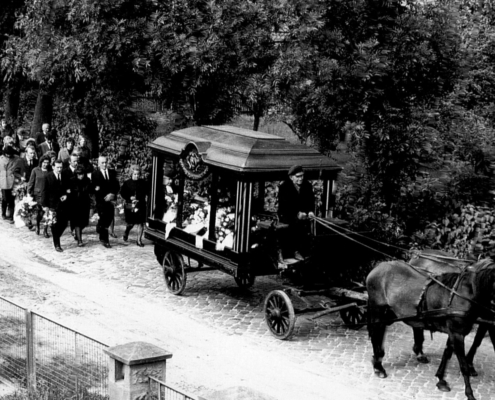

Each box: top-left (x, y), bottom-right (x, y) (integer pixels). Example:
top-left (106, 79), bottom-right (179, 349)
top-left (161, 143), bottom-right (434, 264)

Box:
top-left (62, 154), bottom-right (79, 238)
top-left (62, 154), bottom-right (79, 180)
top-left (38, 132), bottom-right (60, 158)
top-left (17, 145), bottom-right (38, 182)
top-left (92, 156), bottom-right (120, 248)
top-left (44, 159), bottom-right (69, 252)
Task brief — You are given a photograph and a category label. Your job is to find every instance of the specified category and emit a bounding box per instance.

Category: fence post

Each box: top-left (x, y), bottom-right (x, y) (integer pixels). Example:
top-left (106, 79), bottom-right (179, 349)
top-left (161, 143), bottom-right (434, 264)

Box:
top-left (104, 342), bottom-right (172, 400)
top-left (25, 309), bottom-right (36, 392)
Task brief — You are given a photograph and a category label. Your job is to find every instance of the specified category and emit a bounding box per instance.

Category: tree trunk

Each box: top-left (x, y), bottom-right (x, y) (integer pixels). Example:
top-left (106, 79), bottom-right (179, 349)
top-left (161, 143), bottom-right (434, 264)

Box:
top-left (252, 102), bottom-right (263, 132)
top-left (30, 88), bottom-right (53, 137)
top-left (3, 84), bottom-right (21, 125)
top-left (81, 114), bottom-right (99, 159)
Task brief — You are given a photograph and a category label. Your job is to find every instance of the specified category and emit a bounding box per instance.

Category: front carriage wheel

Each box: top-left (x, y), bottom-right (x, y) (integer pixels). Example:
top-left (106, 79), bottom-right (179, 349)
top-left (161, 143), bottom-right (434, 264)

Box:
top-left (264, 290), bottom-right (296, 340)
top-left (234, 273), bottom-right (255, 289)
top-left (339, 305), bottom-right (367, 330)
top-left (162, 251), bottom-right (187, 295)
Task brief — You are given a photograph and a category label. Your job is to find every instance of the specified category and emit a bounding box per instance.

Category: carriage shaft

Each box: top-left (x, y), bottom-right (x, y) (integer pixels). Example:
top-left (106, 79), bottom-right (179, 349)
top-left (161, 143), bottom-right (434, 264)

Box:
top-left (311, 302), bottom-right (359, 320)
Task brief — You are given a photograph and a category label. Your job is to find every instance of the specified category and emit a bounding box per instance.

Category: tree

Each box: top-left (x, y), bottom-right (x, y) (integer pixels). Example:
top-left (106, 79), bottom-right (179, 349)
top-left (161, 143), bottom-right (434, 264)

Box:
top-left (0, 0), bottom-right (26, 125)
top-left (142, 0), bottom-right (310, 126)
top-left (5, 0), bottom-right (153, 152)
top-left (275, 0), bottom-right (462, 205)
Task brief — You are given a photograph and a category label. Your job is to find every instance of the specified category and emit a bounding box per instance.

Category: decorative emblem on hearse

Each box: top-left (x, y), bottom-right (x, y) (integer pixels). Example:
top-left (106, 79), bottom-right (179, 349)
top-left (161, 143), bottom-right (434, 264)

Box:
top-left (179, 142), bottom-right (210, 180)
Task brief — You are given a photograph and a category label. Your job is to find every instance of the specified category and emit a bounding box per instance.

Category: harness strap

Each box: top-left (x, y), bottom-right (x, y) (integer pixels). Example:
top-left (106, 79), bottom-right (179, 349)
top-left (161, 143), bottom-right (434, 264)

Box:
top-left (313, 217), bottom-right (495, 317)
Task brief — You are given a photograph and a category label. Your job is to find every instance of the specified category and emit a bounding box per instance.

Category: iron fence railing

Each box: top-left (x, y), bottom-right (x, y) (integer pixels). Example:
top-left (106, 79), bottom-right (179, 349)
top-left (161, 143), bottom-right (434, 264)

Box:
top-left (148, 376), bottom-right (201, 400)
top-left (0, 295), bottom-right (109, 399)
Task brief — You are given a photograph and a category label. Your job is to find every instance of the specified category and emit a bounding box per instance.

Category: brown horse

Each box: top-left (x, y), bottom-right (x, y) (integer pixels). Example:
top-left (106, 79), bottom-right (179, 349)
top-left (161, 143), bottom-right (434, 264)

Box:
top-left (409, 250), bottom-right (495, 376)
top-left (367, 258), bottom-right (495, 400)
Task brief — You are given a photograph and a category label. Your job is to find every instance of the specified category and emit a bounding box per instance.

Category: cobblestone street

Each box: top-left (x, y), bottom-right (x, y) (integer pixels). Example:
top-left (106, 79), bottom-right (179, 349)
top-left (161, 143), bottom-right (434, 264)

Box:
top-left (1, 218), bottom-right (495, 400)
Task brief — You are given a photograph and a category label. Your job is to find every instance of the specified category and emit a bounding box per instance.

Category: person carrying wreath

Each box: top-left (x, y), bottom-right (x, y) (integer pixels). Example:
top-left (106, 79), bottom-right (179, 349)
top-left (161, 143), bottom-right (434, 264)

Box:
top-left (277, 165), bottom-right (315, 262)
top-left (27, 154), bottom-right (52, 236)
top-left (44, 159), bottom-right (70, 252)
top-left (68, 166), bottom-right (92, 247)
top-left (120, 165), bottom-right (147, 247)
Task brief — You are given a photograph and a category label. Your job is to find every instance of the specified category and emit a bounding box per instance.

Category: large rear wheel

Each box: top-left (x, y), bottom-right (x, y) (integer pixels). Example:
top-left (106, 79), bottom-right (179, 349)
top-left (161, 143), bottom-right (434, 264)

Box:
top-left (264, 290), bottom-right (296, 340)
top-left (162, 251), bottom-right (187, 295)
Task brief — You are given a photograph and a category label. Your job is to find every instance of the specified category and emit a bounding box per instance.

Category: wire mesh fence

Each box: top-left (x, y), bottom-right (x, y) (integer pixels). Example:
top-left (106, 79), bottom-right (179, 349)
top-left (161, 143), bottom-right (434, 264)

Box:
top-left (0, 297), bottom-right (27, 389)
top-left (148, 376), bottom-right (199, 400)
top-left (0, 296), bottom-right (109, 399)
top-left (32, 312), bottom-right (109, 399)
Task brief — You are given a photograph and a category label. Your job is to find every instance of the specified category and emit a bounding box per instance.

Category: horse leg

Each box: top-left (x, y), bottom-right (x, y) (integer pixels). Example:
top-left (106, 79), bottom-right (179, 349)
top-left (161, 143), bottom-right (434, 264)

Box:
top-left (451, 332), bottom-right (476, 400)
top-left (436, 337), bottom-right (454, 392)
top-left (369, 319), bottom-right (388, 378)
top-left (466, 324), bottom-right (488, 377)
top-left (412, 327), bottom-right (429, 363)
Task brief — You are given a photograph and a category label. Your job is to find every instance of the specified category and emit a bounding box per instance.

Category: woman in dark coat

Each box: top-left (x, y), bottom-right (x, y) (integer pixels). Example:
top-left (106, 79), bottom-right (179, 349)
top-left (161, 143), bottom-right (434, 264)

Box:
top-left (68, 166), bottom-right (92, 246)
top-left (120, 165), bottom-right (147, 246)
top-left (27, 154), bottom-right (52, 236)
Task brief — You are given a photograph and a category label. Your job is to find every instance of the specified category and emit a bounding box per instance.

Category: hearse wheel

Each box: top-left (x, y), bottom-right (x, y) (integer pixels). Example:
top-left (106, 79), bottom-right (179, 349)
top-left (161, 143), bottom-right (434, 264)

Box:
top-left (264, 290), bottom-right (296, 340)
top-left (162, 251), bottom-right (187, 295)
top-left (339, 305), bottom-right (367, 330)
top-left (234, 272), bottom-right (255, 289)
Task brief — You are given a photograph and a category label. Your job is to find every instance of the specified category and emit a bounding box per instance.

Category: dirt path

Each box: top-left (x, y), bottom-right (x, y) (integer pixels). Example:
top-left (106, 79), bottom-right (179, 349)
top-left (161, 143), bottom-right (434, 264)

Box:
top-left (0, 229), bottom-right (367, 400)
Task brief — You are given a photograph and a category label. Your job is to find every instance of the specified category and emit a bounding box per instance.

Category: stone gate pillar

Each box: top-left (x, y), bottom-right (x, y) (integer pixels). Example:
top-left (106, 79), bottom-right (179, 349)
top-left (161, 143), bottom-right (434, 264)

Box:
top-left (104, 341), bottom-right (173, 400)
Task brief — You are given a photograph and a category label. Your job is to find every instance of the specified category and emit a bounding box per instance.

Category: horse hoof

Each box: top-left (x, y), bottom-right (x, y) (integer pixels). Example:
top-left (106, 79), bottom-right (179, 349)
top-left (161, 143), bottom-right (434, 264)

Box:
top-left (374, 369), bottom-right (387, 379)
top-left (436, 381), bottom-right (450, 392)
top-left (417, 355), bottom-right (429, 364)
top-left (469, 368), bottom-right (478, 377)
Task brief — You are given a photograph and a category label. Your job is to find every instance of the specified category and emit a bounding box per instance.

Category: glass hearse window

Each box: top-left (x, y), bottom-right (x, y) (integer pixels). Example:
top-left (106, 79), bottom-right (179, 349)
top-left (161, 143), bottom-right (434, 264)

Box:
top-left (151, 156), bottom-right (179, 222)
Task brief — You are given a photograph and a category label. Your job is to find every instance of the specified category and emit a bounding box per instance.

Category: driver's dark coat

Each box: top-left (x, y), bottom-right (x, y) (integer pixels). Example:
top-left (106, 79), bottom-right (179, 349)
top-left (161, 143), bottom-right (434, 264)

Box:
top-left (277, 179), bottom-right (315, 225)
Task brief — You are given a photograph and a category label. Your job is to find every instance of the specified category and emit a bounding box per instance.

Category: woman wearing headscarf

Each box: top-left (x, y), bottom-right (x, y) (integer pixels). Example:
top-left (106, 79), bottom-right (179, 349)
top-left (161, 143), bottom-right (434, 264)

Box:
top-left (120, 165), bottom-right (147, 246)
top-left (68, 166), bottom-right (93, 246)
top-left (27, 154), bottom-right (52, 236)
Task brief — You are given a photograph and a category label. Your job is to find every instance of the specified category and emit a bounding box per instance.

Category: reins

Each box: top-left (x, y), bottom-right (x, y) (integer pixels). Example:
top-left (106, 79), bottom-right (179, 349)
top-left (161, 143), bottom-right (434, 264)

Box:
top-left (312, 216), bottom-right (495, 317)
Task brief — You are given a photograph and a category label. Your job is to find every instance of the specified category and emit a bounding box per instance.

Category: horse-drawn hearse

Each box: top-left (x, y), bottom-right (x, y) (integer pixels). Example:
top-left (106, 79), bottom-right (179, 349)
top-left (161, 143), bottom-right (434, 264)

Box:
top-left (144, 125), bottom-right (495, 400)
top-left (144, 125), bottom-right (380, 338)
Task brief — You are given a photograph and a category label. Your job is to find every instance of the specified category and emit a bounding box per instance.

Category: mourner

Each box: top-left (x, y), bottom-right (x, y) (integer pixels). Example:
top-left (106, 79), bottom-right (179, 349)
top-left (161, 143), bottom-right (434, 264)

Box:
top-left (28, 154), bottom-right (52, 236)
top-left (120, 165), bottom-right (147, 247)
top-left (35, 122), bottom-right (51, 146)
top-left (92, 156), bottom-right (120, 248)
top-left (17, 145), bottom-right (38, 182)
top-left (68, 166), bottom-right (92, 247)
top-left (0, 145), bottom-right (21, 223)
top-left (58, 137), bottom-right (75, 166)
top-left (277, 165), bottom-right (315, 261)
top-left (78, 136), bottom-right (92, 173)
top-left (0, 119), bottom-right (14, 139)
top-left (44, 159), bottom-right (69, 252)
top-left (38, 131), bottom-right (60, 158)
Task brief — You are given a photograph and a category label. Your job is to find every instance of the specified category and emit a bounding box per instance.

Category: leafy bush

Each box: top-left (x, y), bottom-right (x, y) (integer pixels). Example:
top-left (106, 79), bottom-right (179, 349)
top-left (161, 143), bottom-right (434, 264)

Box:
top-left (412, 204), bottom-right (495, 258)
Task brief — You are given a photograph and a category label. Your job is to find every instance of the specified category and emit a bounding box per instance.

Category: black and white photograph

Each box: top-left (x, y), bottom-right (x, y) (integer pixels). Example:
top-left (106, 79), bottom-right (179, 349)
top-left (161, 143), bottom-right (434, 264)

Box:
top-left (1, 1), bottom-right (495, 400)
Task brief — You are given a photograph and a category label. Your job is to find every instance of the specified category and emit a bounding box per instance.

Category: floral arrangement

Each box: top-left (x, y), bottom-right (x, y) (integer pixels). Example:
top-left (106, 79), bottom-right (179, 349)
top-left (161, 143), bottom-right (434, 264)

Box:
top-left (15, 195), bottom-right (38, 223)
top-left (12, 179), bottom-right (28, 200)
top-left (184, 201), bottom-right (210, 225)
top-left (215, 207), bottom-right (235, 247)
top-left (41, 209), bottom-right (57, 227)
top-left (90, 212), bottom-right (99, 223)
top-left (116, 202), bottom-right (125, 215)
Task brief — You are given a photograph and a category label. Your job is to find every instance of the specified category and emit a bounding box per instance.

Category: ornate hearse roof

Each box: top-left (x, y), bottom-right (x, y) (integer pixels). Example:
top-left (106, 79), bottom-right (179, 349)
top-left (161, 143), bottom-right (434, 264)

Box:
top-left (149, 125), bottom-right (342, 179)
